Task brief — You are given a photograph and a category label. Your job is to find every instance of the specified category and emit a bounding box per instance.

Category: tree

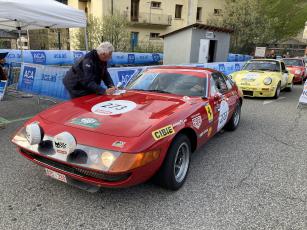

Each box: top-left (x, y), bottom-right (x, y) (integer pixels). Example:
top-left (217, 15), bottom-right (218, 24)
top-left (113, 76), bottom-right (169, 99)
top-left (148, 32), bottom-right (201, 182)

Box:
top-left (101, 11), bottom-right (130, 51)
top-left (72, 12), bottom-right (130, 51)
top-left (72, 14), bottom-right (104, 50)
top-left (207, 0), bottom-right (307, 53)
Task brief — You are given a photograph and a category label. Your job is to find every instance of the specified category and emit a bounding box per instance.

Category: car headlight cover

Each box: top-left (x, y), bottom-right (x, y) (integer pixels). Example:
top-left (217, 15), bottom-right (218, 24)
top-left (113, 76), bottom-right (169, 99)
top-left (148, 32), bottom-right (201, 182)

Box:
top-left (25, 122), bottom-right (44, 145)
top-left (263, 77), bottom-right (272, 85)
top-left (53, 131), bottom-right (77, 155)
top-left (295, 70), bottom-right (302, 75)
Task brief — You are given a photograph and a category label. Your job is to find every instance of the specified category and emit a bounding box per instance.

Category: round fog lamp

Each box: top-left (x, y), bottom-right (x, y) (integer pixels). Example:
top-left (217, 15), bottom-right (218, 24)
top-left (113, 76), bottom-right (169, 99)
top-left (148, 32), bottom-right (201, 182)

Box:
top-left (53, 132), bottom-right (77, 155)
top-left (25, 122), bottom-right (44, 145)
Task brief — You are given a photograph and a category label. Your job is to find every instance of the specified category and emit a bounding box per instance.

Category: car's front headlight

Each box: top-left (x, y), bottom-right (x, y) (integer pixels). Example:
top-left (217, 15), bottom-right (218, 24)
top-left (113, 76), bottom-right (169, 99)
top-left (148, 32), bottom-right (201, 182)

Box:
top-left (295, 70), bottom-right (302, 75)
top-left (263, 77), bottom-right (272, 85)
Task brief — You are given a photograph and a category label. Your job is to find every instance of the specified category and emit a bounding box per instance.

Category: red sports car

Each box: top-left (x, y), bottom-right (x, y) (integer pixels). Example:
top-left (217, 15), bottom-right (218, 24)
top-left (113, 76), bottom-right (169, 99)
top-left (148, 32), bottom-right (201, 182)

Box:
top-left (283, 58), bottom-right (306, 84)
top-left (12, 66), bottom-right (243, 191)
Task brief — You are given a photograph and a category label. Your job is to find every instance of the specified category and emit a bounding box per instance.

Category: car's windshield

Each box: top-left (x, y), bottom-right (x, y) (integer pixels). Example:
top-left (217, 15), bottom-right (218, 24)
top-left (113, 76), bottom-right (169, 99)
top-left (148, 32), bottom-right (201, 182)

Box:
top-left (283, 59), bottom-right (304, 67)
top-left (243, 61), bottom-right (280, 72)
top-left (126, 71), bottom-right (207, 97)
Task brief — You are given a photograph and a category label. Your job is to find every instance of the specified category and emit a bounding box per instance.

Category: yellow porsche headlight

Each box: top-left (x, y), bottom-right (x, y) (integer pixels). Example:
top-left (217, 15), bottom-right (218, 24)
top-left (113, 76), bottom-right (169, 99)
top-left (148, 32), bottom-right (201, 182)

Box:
top-left (263, 77), bottom-right (272, 85)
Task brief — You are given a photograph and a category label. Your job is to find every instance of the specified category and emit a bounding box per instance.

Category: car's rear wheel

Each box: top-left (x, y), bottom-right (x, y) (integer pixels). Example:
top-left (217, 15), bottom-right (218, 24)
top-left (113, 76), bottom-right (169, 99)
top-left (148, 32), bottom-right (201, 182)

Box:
top-left (225, 103), bottom-right (241, 131)
top-left (286, 80), bottom-right (293, 92)
top-left (274, 82), bottom-right (281, 99)
top-left (156, 134), bottom-right (191, 190)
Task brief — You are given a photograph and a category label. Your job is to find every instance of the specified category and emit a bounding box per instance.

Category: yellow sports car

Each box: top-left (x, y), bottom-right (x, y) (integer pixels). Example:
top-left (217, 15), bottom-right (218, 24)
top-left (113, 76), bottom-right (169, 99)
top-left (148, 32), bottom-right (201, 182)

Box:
top-left (229, 59), bottom-right (294, 98)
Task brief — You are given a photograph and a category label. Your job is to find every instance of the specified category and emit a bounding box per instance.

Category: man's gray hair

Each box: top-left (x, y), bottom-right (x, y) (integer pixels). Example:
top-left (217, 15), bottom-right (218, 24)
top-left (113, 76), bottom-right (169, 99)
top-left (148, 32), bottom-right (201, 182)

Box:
top-left (96, 42), bottom-right (114, 55)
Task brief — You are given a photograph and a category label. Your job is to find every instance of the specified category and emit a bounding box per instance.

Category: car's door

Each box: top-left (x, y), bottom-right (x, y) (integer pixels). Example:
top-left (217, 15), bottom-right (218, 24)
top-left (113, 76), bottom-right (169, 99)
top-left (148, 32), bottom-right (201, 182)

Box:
top-left (280, 61), bottom-right (288, 87)
top-left (209, 72), bottom-right (235, 133)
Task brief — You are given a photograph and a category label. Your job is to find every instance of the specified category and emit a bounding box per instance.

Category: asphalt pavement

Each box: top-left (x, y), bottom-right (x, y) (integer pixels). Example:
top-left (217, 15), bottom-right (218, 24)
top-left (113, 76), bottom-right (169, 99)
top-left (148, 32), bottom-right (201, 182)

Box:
top-left (0, 86), bottom-right (306, 230)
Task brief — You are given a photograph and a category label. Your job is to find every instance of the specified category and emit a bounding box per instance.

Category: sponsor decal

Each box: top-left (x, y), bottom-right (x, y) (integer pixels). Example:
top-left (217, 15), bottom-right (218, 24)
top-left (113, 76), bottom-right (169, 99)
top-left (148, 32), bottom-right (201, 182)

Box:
top-left (199, 129), bottom-right (208, 138)
top-left (112, 141), bottom-right (126, 148)
top-left (152, 125), bottom-right (175, 141)
top-left (217, 101), bottom-right (229, 131)
top-left (192, 115), bottom-right (202, 129)
top-left (208, 127), bottom-right (213, 137)
top-left (31, 51), bottom-right (46, 64)
top-left (235, 63), bottom-right (241, 71)
top-left (73, 51), bottom-right (84, 62)
top-left (218, 64), bottom-right (226, 73)
top-left (172, 119), bottom-right (187, 128)
top-left (41, 73), bottom-right (57, 82)
top-left (118, 70), bottom-right (136, 86)
top-left (205, 104), bottom-right (213, 123)
top-left (152, 53), bottom-right (160, 62)
top-left (71, 117), bottom-right (101, 128)
top-left (54, 140), bottom-right (68, 154)
top-left (128, 54), bottom-right (135, 64)
top-left (21, 66), bottom-right (36, 90)
top-left (92, 100), bottom-right (137, 116)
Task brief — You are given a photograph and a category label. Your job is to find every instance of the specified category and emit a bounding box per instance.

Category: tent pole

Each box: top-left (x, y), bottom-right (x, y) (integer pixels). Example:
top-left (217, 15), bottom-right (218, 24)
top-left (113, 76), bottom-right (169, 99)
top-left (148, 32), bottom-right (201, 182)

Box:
top-left (84, 27), bottom-right (89, 51)
top-left (17, 28), bottom-right (24, 63)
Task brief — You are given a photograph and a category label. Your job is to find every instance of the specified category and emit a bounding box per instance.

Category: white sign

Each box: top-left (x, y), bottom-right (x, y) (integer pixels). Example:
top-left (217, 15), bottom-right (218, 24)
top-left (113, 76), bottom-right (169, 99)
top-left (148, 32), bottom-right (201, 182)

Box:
top-left (255, 47), bottom-right (266, 58)
top-left (218, 100), bottom-right (229, 131)
top-left (205, 31), bottom-right (215, 39)
top-left (299, 81), bottom-right (307, 104)
top-left (91, 100), bottom-right (137, 116)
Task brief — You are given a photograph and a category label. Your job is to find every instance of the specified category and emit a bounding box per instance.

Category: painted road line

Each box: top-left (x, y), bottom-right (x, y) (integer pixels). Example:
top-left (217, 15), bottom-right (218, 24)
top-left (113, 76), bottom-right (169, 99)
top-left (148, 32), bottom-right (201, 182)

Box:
top-left (0, 116), bottom-right (33, 125)
top-left (263, 97), bottom-right (286, 105)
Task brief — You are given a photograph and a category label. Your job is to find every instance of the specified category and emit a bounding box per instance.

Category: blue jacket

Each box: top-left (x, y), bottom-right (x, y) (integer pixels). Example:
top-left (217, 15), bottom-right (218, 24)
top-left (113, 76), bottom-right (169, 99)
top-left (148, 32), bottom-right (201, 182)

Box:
top-left (63, 50), bottom-right (114, 98)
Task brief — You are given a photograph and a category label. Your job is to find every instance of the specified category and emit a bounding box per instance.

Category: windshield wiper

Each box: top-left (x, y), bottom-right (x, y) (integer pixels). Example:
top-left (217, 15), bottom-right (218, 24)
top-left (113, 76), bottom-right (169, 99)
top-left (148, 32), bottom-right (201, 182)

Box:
top-left (147, 89), bottom-right (170, 94)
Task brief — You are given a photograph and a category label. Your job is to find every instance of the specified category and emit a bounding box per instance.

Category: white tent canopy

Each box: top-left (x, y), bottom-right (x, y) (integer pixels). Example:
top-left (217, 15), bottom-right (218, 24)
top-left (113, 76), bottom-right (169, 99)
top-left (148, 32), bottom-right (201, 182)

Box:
top-left (0, 0), bottom-right (86, 30)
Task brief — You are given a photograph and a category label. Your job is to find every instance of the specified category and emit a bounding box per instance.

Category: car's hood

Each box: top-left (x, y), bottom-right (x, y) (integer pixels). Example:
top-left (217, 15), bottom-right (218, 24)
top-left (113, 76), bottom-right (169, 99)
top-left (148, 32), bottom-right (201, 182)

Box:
top-left (233, 70), bottom-right (280, 85)
top-left (39, 91), bottom-right (186, 137)
top-left (286, 66), bottom-right (305, 74)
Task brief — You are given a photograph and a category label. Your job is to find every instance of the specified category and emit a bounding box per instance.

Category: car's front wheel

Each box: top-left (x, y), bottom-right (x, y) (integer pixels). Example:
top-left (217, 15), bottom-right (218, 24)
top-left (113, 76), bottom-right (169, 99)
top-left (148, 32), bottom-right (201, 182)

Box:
top-left (274, 82), bottom-right (281, 99)
top-left (225, 103), bottom-right (241, 131)
top-left (156, 134), bottom-right (191, 190)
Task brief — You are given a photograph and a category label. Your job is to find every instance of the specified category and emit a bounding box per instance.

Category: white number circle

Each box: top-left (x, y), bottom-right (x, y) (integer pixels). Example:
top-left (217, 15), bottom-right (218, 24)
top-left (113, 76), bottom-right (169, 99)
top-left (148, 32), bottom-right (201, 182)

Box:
top-left (91, 100), bottom-right (137, 116)
top-left (217, 100), bottom-right (229, 131)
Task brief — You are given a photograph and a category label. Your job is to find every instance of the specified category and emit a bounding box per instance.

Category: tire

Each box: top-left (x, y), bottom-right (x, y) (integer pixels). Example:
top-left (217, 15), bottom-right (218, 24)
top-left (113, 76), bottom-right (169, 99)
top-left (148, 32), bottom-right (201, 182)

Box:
top-left (285, 80), bottom-right (293, 92)
top-left (225, 103), bottom-right (241, 131)
top-left (273, 82), bottom-right (281, 99)
top-left (155, 134), bottom-right (191, 190)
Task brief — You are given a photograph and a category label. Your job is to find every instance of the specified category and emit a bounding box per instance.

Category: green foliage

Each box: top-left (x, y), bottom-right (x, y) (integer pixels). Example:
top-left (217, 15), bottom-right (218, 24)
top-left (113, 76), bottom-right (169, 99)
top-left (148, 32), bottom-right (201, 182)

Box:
top-left (208, 0), bottom-right (307, 53)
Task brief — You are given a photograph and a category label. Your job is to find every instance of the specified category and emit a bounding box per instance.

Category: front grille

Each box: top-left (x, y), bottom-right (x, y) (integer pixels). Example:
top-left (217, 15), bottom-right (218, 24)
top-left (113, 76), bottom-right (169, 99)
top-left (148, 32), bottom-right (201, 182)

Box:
top-left (242, 90), bottom-right (253, 96)
top-left (20, 148), bottom-right (130, 182)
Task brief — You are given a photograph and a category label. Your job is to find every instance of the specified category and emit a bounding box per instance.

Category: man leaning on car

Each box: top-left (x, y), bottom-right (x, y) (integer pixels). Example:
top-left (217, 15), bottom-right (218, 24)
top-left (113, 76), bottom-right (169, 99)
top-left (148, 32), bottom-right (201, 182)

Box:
top-left (63, 42), bottom-right (116, 99)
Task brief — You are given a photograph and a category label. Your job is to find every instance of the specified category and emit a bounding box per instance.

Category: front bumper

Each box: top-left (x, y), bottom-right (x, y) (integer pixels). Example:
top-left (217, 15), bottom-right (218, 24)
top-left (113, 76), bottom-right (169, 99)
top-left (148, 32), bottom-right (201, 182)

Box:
top-left (293, 75), bottom-right (303, 83)
top-left (237, 85), bottom-right (276, 97)
top-left (12, 129), bottom-right (161, 189)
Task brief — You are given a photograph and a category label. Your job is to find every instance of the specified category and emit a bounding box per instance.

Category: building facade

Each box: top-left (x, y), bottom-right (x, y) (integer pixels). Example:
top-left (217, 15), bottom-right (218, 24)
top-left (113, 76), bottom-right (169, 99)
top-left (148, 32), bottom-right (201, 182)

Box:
top-left (68, 0), bottom-right (225, 50)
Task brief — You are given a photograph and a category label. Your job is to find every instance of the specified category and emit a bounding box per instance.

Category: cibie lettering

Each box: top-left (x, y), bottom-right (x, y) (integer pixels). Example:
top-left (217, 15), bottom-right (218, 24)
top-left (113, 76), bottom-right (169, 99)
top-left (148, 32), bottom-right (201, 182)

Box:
top-left (152, 125), bottom-right (175, 140)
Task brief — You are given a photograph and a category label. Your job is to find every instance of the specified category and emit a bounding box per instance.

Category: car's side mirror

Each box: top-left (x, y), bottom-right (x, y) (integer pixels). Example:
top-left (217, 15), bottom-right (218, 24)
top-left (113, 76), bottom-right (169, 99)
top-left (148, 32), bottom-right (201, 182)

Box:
top-left (284, 70), bottom-right (289, 74)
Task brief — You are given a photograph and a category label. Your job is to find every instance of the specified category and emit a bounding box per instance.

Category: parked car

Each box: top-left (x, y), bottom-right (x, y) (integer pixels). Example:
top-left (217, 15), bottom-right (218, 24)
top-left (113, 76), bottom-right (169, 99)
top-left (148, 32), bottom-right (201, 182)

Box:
top-left (12, 66), bottom-right (243, 191)
top-left (229, 59), bottom-right (294, 98)
top-left (283, 58), bottom-right (306, 84)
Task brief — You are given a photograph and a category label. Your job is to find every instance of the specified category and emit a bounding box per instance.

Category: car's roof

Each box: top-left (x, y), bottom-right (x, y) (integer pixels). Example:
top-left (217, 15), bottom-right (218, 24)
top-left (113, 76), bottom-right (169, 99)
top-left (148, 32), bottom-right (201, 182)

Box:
top-left (249, 59), bottom-right (281, 62)
top-left (148, 66), bottom-right (218, 76)
top-left (282, 58), bottom-right (304, 60)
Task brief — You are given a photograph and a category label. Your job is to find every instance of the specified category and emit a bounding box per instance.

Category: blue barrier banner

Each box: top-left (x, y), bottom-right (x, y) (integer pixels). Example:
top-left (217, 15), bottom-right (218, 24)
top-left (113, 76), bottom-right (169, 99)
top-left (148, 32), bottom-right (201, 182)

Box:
top-left (17, 64), bottom-right (145, 100)
top-left (0, 80), bottom-right (7, 101)
top-left (17, 62), bottom-right (244, 100)
top-left (1, 49), bottom-right (163, 66)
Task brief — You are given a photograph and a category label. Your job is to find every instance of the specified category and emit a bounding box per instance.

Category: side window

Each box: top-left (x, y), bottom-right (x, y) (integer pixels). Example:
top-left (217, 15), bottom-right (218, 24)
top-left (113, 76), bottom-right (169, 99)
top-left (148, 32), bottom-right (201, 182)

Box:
top-left (211, 72), bottom-right (229, 94)
top-left (222, 74), bottom-right (233, 89)
top-left (281, 62), bottom-right (286, 72)
top-left (210, 78), bottom-right (218, 96)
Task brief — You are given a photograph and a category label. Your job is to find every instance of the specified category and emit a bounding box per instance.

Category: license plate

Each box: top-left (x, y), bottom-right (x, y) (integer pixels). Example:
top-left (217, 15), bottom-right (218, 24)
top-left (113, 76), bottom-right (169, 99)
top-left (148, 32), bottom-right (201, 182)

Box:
top-left (45, 168), bottom-right (67, 183)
